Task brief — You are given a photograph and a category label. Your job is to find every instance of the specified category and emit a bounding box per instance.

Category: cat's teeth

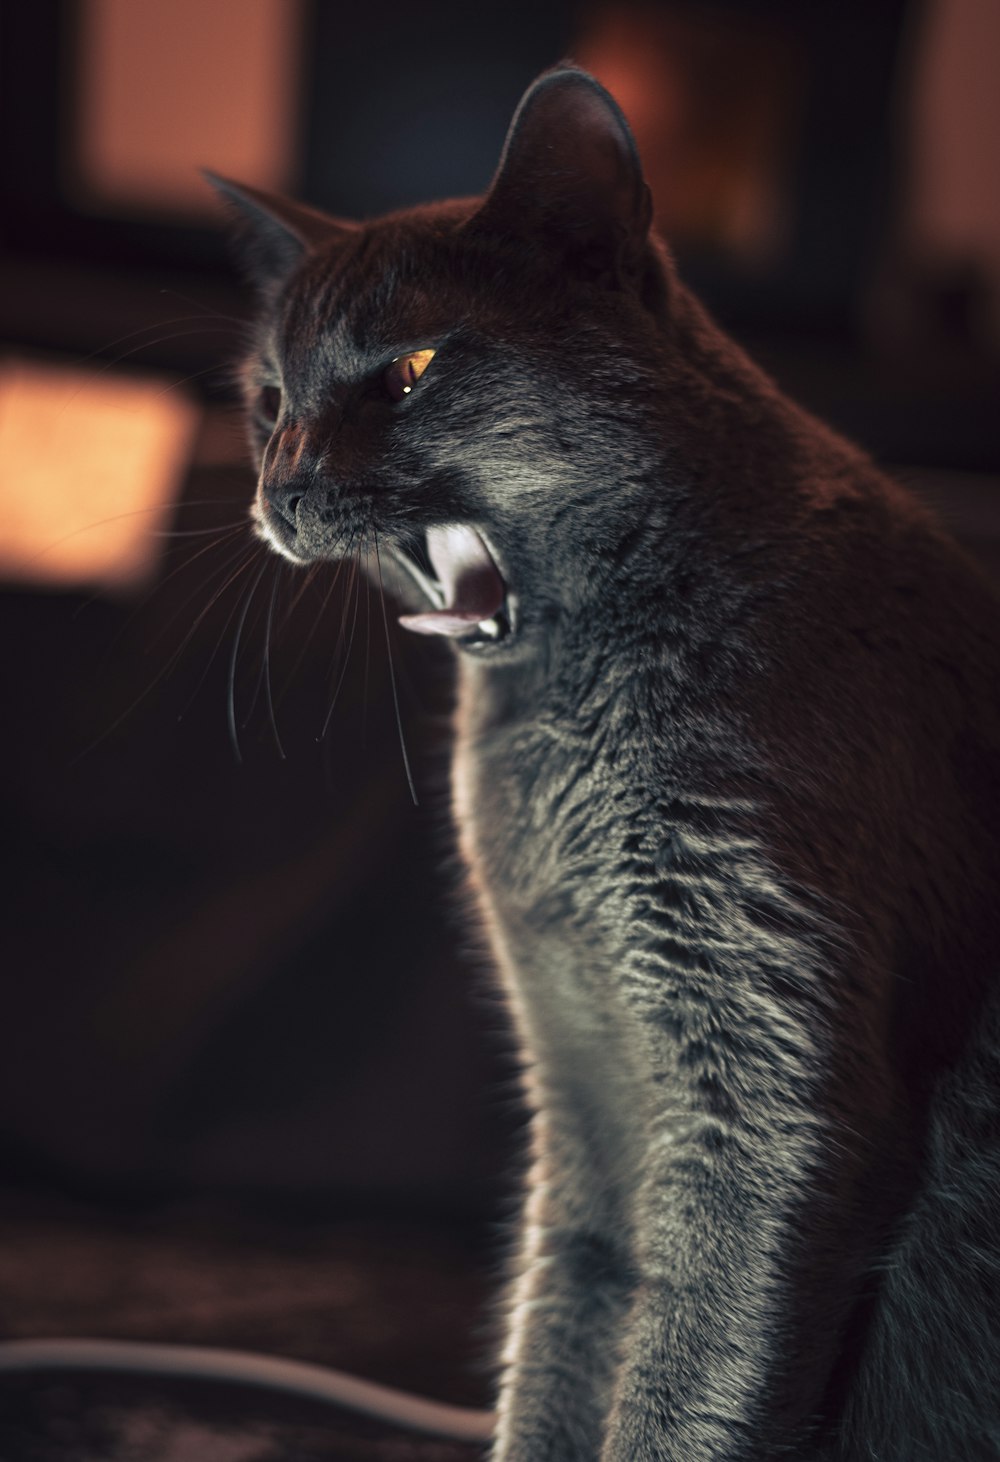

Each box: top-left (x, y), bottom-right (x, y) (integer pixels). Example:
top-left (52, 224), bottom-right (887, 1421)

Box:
top-left (425, 525), bottom-right (505, 616)
top-left (398, 524), bottom-right (507, 641)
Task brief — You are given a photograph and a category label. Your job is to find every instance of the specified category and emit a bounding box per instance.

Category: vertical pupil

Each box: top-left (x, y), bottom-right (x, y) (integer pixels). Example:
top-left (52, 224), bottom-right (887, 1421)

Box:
top-left (384, 349), bottom-right (434, 402)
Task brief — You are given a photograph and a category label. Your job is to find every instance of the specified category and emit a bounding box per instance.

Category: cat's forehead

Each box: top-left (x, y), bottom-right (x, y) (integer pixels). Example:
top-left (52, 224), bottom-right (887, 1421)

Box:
top-left (275, 213), bottom-right (474, 381)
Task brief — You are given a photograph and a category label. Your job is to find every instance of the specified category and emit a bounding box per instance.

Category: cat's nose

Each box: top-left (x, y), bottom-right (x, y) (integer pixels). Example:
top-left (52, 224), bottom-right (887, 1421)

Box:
top-left (262, 477), bottom-right (303, 532)
top-left (261, 420), bottom-right (316, 530)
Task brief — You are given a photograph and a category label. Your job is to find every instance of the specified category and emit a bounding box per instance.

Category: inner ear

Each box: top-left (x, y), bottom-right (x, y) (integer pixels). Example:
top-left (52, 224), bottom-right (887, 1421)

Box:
top-left (472, 66), bottom-right (652, 279)
top-left (204, 173), bottom-right (357, 291)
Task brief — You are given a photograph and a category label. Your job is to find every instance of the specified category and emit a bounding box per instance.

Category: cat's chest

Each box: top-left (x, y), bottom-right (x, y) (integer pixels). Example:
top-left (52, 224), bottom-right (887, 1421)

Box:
top-left (452, 669), bottom-right (642, 955)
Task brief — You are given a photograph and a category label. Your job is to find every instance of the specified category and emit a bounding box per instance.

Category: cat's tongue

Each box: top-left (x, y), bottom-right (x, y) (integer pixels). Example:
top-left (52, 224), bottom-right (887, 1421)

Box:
top-left (399, 525), bottom-right (506, 638)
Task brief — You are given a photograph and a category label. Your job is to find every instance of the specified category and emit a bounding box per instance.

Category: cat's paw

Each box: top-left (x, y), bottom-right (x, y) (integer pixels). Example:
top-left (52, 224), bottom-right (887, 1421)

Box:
top-left (599, 1399), bottom-right (671, 1462)
top-left (490, 1439), bottom-right (578, 1462)
top-left (491, 1417), bottom-right (598, 1462)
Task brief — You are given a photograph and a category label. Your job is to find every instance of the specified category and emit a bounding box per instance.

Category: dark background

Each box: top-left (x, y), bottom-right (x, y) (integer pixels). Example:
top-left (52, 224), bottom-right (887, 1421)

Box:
top-left (0, 1), bottom-right (998, 1431)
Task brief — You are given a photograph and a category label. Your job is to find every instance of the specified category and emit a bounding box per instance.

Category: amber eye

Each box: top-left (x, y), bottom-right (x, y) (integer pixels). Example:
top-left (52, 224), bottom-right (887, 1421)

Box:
top-left (254, 384), bottom-right (282, 432)
top-left (383, 349), bottom-right (435, 403)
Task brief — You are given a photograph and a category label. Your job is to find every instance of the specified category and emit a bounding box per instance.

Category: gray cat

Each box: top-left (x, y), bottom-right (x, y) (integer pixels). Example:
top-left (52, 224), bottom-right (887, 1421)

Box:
top-left (216, 66), bottom-right (1000, 1460)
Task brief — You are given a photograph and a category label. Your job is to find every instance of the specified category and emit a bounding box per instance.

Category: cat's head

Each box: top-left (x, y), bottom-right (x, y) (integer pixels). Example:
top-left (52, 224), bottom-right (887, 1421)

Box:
top-left (211, 66), bottom-right (672, 658)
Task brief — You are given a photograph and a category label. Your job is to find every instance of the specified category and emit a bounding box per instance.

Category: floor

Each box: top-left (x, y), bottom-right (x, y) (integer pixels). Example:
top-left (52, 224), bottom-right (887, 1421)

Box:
top-left (0, 1195), bottom-right (494, 1461)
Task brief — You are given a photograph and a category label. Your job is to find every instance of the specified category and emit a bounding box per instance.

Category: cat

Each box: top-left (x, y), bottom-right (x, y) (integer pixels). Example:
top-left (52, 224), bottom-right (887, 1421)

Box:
top-left (211, 65), bottom-right (1000, 1460)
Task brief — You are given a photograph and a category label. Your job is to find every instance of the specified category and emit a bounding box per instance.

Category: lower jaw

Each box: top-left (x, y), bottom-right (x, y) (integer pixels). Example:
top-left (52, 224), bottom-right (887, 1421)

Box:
top-left (397, 601), bottom-right (513, 647)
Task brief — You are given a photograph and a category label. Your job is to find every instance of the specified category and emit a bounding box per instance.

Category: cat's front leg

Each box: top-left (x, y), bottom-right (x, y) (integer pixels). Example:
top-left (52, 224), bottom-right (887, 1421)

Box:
top-left (597, 1097), bottom-right (853, 1461)
top-left (491, 1120), bottom-right (631, 1462)
top-left (596, 1177), bottom-right (823, 1462)
top-left (598, 1271), bottom-right (774, 1462)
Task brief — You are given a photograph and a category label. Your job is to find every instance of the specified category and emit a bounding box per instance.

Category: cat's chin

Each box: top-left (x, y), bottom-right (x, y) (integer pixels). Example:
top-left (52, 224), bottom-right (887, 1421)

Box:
top-left (396, 525), bottom-right (513, 650)
top-left (250, 499), bottom-right (309, 565)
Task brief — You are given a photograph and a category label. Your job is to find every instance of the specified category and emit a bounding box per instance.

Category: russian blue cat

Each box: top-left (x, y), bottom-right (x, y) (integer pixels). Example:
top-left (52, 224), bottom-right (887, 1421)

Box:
top-left (216, 67), bottom-right (1000, 1460)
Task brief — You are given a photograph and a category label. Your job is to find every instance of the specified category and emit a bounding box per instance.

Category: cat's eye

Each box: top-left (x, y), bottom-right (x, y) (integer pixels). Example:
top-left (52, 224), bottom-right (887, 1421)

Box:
top-left (255, 384), bottom-right (282, 431)
top-left (383, 349), bottom-right (435, 403)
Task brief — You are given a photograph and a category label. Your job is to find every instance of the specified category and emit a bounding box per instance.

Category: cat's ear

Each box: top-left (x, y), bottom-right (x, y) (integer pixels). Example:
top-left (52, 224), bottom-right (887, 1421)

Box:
top-left (204, 173), bottom-right (356, 290)
top-left (472, 66), bottom-right (652, 280)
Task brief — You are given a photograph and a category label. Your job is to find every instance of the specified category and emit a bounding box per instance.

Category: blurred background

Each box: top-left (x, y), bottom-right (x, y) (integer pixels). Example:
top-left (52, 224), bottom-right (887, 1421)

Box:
top-left (0, 0), bottom-right (999, 1454)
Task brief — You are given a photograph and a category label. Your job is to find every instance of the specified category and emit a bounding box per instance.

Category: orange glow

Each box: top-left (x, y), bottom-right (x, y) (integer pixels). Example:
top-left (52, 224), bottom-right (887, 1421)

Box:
top-left (575, 5), bottom-right (801, 262)
top-left (0, 359), bottom-right (200, 591)
top-left (75, 0), bottom-right (303, 215)
top-left (909, 0), bottom-right (1000, 341)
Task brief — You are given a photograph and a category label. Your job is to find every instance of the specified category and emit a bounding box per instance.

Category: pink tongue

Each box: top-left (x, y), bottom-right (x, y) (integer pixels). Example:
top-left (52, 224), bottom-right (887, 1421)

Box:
top-left (399, 525), bottom-right (506, 638)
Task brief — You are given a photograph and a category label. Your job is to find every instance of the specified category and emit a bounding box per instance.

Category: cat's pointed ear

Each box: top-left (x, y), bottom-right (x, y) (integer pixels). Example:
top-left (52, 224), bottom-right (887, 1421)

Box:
top-left (472, 66), bottom-right (652, 279)
top-left (204, 172), bottom-right (357, 289)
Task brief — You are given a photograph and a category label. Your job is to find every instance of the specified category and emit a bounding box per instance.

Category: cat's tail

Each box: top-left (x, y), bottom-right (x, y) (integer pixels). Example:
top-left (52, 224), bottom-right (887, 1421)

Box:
top-left (0, 1337), bottom-right (496, 1443)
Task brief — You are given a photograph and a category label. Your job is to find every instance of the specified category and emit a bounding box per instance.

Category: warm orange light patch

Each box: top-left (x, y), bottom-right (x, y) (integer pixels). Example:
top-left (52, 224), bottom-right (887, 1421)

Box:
top-left (575, 4), bottom-right (800, 262)
top-left (0, 359), bottom-right (200, 591)
top-left (76, 0), bottom-right (302, 215)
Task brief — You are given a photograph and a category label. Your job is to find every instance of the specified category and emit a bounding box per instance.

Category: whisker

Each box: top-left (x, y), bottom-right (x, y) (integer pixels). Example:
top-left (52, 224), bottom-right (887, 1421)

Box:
top-left (139, 530), bottom-right (255, 648)
top-left (262, 564), bottom-right (286, 760)
top-left (236, 560), bottom-right (281, 732)
top-left (319, 537), bottom-right (363, 742)
top-left (152, 522), bottom-right (249, 538)
top-left (151, 540), bottom-right (261, 673)
top-left (374, 531), bottom-right (418, 806)
top-left (25, 501), bottom-right (246, 576)
top-left (276, 547), bottom-right (349, 703)
top-left (77, 528), bottom-right (250, 674)
top-left (156, 289), bottom-right (247, 329)
top-left (279, 555), bottom-right (328, 629)
top-left (150, 362), bottom-right (232, 399)
top-left (52, 324), bottom-right (237, 420)
top-left (72, 541), bottom-right (261, 760)
top-left (362, 543), bottom-right (373, 746)
top-left (171, 544), bottom-right (266, 723)
top-left (72, 314), bottom-right (242, 372)
top-left (227, 558), bottom-right (269, 764)
top-left (96, 322), bottom-right (237, 363)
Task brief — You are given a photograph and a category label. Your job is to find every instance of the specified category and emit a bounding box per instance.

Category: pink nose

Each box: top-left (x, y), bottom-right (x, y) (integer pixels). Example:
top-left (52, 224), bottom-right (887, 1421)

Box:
top-left (261, 420), bottom-right (314, 528)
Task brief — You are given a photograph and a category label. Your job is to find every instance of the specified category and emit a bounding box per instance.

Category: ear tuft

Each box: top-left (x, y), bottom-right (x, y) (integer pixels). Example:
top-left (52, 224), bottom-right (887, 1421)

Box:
top-left (204, 173), bottom-right (356, 290)
top-left (473, 66), bottom-right (651, 279)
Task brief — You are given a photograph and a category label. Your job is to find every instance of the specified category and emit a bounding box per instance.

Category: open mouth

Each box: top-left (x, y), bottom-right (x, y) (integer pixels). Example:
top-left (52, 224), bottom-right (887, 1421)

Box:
top-left (396, 524), bottom-right (512, 646)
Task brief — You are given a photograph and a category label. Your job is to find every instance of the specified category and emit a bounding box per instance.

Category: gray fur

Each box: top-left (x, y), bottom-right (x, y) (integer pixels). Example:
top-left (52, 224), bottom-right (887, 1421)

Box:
top-left (219, 66), bottom-right (1000, 1460)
